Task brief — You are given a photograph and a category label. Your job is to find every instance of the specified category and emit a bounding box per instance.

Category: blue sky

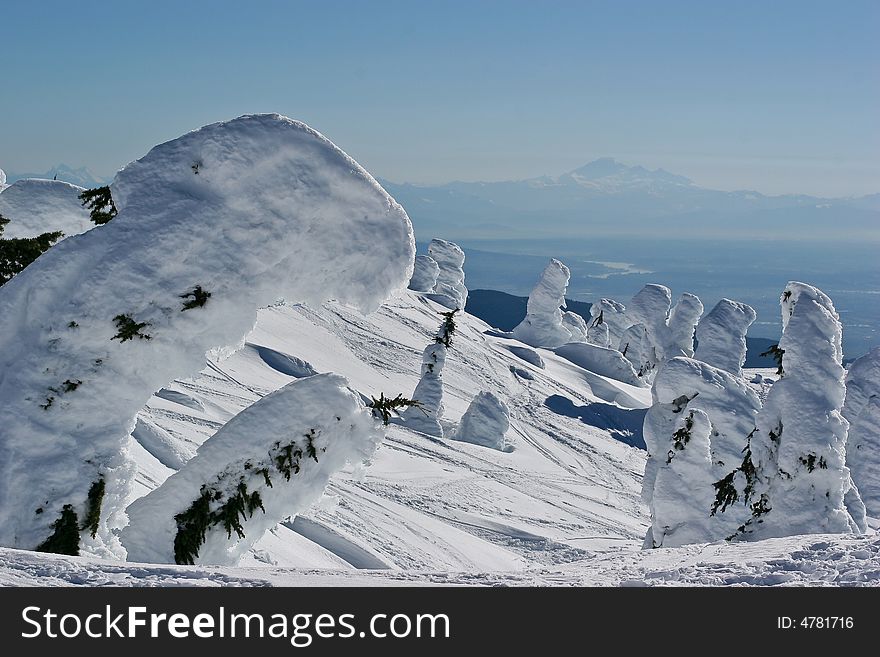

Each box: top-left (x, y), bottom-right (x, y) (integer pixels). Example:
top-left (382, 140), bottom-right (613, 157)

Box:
top-left (1, 0), bottom-right (877, 196)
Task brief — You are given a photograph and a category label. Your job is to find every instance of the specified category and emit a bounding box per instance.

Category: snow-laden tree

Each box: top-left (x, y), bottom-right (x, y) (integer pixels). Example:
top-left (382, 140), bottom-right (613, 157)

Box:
top-left (408, 254), bottom-right (440, 292)
top-left (0, 178), bottom-right (92, 239)
top-left (619, 323), bottom-right (653, 377)
top-left (0, 167), bottom-right (7, 191)
top-left (642, 356), bottom-right (761, 547)
top-left (647, 408), bottom-right (716, 548)
top-left (427, 238), bottom-right (467, 310)
top-left (694, 299), bottom-right (757, 377)
top-left (401, 309), bottom-right (458, 437)
top-left (666, 293), bottom-right (703, 358)
top-left (626, 284), bottom-right (673, 365)
top-left (587, 298), bottom-right (628, 348)
top-left (562, 310), bottom-right (589, 342)
top-left (401, 342), bottom-right (446, 437)
top-left (625, 285), bottom-right (704, 373)
top-left (512, 258), bottom-right (585, 348)
top-left (741, 282), bottom-right (863, 540)
top-left (0, 114), bottom-right (415, 557)
top-left (452, 391), bottom-right (511, 451)
top-left (123, 373), bottom-right (382, 565)
top-left (843, 347), bottom-right (880, 517)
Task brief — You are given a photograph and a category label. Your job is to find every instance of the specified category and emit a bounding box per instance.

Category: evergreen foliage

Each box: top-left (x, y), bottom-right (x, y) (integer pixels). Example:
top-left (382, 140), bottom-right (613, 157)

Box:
top-left (78, 186), bottom-right (117, 225)
top-left (180, 285), bottom-right (211, 311)
top-left (760, 343), bottom-right (785, 376)
top-left (435, 309), bottom-right (458, 347)
top-left (111, 314), bottom-right (152, 342)
top-left (0, 214), bottom-right (64, 286)
top-left (35, 504), bottom-right (80, 556)
top-left (369, 392), bottom-right (424, 425)
top-left (81, 478), bottom-right (105, 538)
top-left (173, 429), bottom-right (326, 564)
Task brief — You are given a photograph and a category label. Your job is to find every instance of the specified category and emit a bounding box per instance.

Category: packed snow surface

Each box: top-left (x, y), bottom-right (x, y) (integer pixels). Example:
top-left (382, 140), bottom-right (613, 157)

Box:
top-left (0, 114), bottom-right (414, 556)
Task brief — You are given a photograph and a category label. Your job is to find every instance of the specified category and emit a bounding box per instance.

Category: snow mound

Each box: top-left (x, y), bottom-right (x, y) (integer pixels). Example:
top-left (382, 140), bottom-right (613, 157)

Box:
top-left (843, 347), bottom-right (880, 517)
top-left (507, 345), bottom-right (545, 369)
top-left (747, 282), bottom-right (862, 540)
top-left (122, 373), bottom-right (381, 565)
top-left (452, 391), bottom-right (511, 451)
top-left (408, 254), bottom-right (440, 292)
top-left (0, 113), bottom-right (414, 556)
top-left (512, 258), bottom-right (582, 348)
top-left (695, 299), bottom-right (757, 376)
top-left (0, 178), bottom-right (92, 239)
top-left (555, 342), bottom-right (645, 387)
top-left (427, 239), bottom-right (467, 309)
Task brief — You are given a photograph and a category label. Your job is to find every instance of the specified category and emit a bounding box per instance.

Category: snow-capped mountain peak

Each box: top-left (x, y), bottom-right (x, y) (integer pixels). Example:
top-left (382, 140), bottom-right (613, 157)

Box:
top-left (560, 158), bottom-right (694, 188)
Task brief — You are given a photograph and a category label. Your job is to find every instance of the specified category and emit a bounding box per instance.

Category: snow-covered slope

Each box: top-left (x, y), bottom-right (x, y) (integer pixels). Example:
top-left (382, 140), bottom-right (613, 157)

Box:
top-left (129, 291), bottom-right (652, 571)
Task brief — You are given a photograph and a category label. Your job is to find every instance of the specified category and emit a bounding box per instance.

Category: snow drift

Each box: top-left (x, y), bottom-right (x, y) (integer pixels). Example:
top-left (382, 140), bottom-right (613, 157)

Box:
top-left (0, 113), bottom-right (415, 557)
top-left (122, 373), bottom-right (381, 565)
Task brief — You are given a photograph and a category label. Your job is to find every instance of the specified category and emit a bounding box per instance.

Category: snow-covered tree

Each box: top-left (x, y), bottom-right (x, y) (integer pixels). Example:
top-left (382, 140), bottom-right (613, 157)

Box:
top-left (401, 343), bottom-right (446, 437)
top-left (626, 284), bottom-right (672, 365)
top-left (647, 408), bottom-right (716, 548)
top-left (843, 347), bottom-right (880, 517)
top-left (0, 178), bottom-right (92, 239)
top-left (427, 238), bottom-right (467, 310)
top-left (562, 310), bottom-right (588, 342)
top-left (741, 282), bottom-right (863, 540)
top-left (0, 215), bottom-right (64, 286)
top-left (122, 374), bottom-right (382, 565)
top-left (694, 299), bottom-right (757, 377)
top-left (666, 293), bottom-right (703, 358)
top-left (623, 285), bottom-right (703, 375)
top-left (452, 391), bottom-right (511, 451)
top-left (642, 356), bottom-right (761, 547)
top-left (512, 258), bottom-right (584, 348)
top-left (0, 114), bottom-right (415, 557)
top-left (587, 298), bottom-right (628, 348)
top-left (408, 254), bottom-right (440, 292)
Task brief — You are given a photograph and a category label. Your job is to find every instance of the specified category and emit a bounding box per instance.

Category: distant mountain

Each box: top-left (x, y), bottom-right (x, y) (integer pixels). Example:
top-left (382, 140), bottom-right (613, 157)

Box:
top-left (6, 164), bottom-right (108, 188)
top-left (382, 158), bottom-right (880, 240)
top-left (465, 288), bottom-right (778, 368)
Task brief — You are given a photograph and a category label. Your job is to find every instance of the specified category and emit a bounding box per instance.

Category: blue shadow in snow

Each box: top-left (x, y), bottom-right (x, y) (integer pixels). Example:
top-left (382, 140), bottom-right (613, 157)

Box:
top-left (544, 394), bottom-right (647, 450)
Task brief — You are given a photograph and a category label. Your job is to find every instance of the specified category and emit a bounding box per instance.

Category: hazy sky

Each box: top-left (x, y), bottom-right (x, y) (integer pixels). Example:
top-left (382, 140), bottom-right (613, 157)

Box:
top-left (1, 0), bottom-right (877, 196)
